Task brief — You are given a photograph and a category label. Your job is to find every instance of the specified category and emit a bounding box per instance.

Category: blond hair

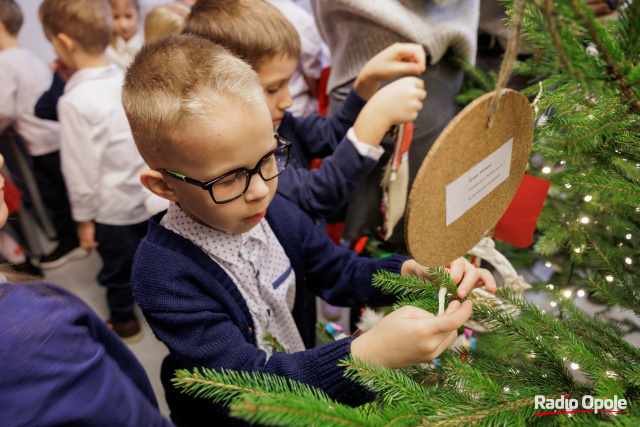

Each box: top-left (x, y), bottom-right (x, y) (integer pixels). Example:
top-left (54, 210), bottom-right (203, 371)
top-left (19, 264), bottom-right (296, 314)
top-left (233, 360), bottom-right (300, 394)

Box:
top-left (122, 34), bottom-right (265, 168)
top-left (108, 0), bottom-right (139, 10)
top-left (184, 0), bottom-right (300, 70)
top-left (144, 2), bottom-right (190, 43)
top-left (39, 0), bottom-right (112, 55)
top-left (0, 0), bottom-right (22, 35)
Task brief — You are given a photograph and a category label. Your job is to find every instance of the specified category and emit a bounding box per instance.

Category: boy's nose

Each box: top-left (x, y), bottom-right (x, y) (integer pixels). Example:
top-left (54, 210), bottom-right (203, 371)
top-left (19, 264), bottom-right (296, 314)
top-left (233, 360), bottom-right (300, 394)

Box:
top-left (278, 87), bottom-right (293, 110)
top-left (244, 173), bottom-right (270, 201)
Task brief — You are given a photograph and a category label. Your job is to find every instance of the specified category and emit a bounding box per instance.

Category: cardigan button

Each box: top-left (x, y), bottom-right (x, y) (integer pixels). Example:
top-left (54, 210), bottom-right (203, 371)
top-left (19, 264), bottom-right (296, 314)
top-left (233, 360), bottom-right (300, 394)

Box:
top-left (248, 327), bottom-right (253, 334)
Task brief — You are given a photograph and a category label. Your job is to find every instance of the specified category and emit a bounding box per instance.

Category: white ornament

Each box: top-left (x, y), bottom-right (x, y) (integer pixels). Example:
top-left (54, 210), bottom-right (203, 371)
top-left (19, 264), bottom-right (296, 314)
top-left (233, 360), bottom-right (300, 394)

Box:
top-left (464, 237), bottom-right (531, 331)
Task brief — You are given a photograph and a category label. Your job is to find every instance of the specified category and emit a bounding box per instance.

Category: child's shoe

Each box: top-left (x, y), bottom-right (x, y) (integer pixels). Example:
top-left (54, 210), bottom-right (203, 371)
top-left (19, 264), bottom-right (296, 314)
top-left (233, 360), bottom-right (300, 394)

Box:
top-left (108, 316), bottom-right (143, 343)
top-left (40, 238), bottom-right (90, 270)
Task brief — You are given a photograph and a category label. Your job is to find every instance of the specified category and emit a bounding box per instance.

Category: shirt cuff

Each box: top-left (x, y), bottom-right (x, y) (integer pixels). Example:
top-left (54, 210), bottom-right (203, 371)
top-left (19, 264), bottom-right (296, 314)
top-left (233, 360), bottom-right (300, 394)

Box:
top-left (347, 127), bottom-right (384, 161)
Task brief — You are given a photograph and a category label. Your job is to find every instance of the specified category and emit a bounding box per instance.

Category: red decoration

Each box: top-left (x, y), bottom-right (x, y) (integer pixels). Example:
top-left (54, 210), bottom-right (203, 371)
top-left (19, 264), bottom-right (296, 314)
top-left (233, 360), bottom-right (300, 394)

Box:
top-left (1, 173), bottom-right (22, 215)
top-left (493, 174), bottom-right (551, 248)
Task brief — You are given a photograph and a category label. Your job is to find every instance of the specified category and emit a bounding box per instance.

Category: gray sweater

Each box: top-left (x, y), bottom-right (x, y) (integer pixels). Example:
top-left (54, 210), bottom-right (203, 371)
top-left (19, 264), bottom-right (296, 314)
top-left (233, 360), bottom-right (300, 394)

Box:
top-left (311, 0), bottom-right (479, 93)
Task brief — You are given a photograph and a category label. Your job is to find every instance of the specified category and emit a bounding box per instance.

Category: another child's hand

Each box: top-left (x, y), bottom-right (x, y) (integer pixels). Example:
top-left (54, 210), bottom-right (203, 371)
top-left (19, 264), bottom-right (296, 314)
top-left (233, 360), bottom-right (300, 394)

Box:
top-left (352, 77), bottom-right (426, 147)
top-left (77, 220), bottom-right (98, 250)
top-left (52, 58), bottom-right (75, 82)
top-left (350, 300), bottom-right (472, 369)
top-left (401, 257), bottom-right (497, 299)
top-left (354, 43), bottom-right (426, 100)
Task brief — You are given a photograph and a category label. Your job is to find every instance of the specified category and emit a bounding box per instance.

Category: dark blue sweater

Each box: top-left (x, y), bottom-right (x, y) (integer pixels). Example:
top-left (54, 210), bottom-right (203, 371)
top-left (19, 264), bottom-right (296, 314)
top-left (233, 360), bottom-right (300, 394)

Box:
top-left (34, 71), bottom-right (65, 122)
top-left (131, 195), bottom-right (409, 426)
top-left (0, 281), bottom-right (171, 426)
top-left (277, 88), bottom-right (377, 221)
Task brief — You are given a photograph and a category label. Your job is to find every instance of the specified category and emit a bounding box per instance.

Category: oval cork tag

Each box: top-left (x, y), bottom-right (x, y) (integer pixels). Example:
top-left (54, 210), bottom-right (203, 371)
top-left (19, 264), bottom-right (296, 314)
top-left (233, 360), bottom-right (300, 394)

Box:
top-left (405, 89), bottom-right (534, 267)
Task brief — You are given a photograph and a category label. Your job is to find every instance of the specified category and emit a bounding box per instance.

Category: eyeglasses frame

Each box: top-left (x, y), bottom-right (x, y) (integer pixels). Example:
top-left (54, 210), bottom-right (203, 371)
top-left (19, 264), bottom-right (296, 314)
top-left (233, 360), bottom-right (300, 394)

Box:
top-left (160, 135), bottom-right (292, 204)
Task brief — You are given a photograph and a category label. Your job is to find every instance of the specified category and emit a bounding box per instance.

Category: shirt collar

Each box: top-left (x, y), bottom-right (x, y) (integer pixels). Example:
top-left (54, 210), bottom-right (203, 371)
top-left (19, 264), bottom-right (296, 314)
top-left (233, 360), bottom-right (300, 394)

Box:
top-left (161, 202), bottom-right (268, 264)
top-left (64, 64), bottom-right (122, 94)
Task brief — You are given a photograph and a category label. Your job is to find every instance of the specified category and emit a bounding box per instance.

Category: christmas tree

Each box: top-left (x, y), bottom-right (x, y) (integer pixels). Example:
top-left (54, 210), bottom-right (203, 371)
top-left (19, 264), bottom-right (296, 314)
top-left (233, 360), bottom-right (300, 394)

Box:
top-left (171, 0), bottom-right (639, 424)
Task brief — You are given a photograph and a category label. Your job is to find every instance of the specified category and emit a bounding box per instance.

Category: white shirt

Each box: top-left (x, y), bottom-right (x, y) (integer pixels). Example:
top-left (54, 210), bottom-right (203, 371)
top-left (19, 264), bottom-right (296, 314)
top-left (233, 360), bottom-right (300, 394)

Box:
top-left (105, 32), bottom-right (143, 73)
top-left (0, 47), bottom-right (60, 156)
top-left (267, 0), bottom-right (329, 117)
top-left (161, 202), bottom-right (306, 358)
top-left (58, 64), bottom-right (149, 225)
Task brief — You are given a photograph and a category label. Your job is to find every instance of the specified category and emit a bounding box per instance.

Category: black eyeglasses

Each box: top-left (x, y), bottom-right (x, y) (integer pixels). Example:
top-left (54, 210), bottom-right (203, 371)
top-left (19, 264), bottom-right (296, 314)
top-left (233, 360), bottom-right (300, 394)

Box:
top-left (160, 135), bottom-right (292, 204)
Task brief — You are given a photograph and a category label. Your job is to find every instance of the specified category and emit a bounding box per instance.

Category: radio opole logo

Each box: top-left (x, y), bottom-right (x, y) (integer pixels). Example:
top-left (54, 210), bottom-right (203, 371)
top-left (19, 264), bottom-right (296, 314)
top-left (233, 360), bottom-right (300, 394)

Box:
top-left (535, 394), bottom-right (628, 416)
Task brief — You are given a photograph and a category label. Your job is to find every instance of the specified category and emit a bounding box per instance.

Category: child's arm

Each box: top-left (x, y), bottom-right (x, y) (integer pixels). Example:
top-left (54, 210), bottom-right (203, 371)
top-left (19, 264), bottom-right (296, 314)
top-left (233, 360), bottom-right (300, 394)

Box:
top-left (0, 284), bottom-right (172, 426)
top-left (57, 99), bottom-right (102, 246)
top-left (0, 62), bottom-right (17, 132)
top-left (276, 137), bottom-right (380, 219)
top-left (284, 43), bottom-right (426, 158)
top-left (277, 76), bottom-right (425, 219)
top-left (34, 60), bottom-right (71, 121)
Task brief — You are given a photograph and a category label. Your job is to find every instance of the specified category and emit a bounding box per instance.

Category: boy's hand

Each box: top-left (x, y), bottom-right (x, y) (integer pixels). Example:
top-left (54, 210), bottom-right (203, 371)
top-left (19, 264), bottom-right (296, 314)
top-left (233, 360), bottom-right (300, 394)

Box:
top-left (52, 58), bottom-right (75, 82)
top-left (354, 43), bottom-right (427, 100)
top-left (350, 300), bottom-right (472, 369)
top-left (401, 257), bottom-right (497, 299)
top-left (77, 220), bottom-right (98, 249)
top-left (353, 77), bottom-right (426, 147)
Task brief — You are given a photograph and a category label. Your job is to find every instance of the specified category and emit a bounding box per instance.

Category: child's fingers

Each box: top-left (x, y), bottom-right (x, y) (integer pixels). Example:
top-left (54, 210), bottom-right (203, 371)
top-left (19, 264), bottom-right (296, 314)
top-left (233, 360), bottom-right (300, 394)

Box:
top-left (456, 265), bottom-right (479, 298)
top-left (478, 268), bottom-right (497, 293)
top-left (429, 300), bottom-right (472, 334)
top-left (457, 267), bottom-right (497, 298)
top-left (444, 300), bottom-right (461, 315)
top-left (391, 43), bottom-right (427, 70)
top-left (430, 330), bottom-right (458, 358)
top-left (446, 257), bottom-right (467, 284)
top-left (400, 304), bottom-right (436, 320)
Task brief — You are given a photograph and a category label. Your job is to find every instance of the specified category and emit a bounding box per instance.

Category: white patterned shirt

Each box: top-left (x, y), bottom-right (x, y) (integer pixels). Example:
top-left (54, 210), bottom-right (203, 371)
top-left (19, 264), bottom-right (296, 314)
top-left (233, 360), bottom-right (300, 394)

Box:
top-left (160, 202), bottom-right (305, 358)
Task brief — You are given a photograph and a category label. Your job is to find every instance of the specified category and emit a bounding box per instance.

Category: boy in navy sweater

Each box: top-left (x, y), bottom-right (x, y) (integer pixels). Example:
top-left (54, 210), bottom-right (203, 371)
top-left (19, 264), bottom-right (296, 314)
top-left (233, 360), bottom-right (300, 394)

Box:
top-left (184, 0), bottom-right (427, 222)
top-left (123, 35), bottom-right (495, 426)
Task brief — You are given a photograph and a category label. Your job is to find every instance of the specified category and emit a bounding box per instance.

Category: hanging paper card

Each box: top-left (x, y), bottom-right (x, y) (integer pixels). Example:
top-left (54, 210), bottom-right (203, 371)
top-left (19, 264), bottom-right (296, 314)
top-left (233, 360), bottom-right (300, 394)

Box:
top-left (405, 89), bottom-right (534, 267)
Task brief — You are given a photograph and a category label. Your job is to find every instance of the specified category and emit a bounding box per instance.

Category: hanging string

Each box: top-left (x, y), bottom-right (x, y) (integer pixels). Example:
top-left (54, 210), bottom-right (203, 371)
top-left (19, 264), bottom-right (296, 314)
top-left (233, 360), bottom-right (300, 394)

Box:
top-left (487, 0), bottom-right (526, 128)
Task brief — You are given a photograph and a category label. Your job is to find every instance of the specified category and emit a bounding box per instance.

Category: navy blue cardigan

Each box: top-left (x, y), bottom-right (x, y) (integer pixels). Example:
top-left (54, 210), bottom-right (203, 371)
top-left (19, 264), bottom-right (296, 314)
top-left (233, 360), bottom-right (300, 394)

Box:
top-left (277, 88), bottom-right (378, 221)
top-left (131, 195), bottom-right (409, 425)
top-left (0, 282), bottom-right (171, 426)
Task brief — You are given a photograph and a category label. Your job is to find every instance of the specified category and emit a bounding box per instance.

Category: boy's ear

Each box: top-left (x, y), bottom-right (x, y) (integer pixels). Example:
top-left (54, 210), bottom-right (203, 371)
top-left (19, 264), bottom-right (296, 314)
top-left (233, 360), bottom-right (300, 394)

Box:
top-left (56, 33), bottom-right (76, 53)
top-left (141, 170), bottom-right (180, 202)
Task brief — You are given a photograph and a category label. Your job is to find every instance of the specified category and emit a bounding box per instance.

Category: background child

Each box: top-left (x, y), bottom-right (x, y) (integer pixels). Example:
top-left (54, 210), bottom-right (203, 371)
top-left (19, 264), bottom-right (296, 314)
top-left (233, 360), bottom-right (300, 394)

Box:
top-left (0, 154), bottom-right (172, 427)
top-left (266, 0), bottom-right (328, 117)
top-left (185, 0), bottom-right (426, 224)
top-left (0, 0), bottom-right (86, 270)
top-left (39, 0), bottom-right (150, 341)
top-left (106, 0), bottom-right (142, 71)
top-left (144, 2), bottom-right (191, 43)
top-left (122, 34), bottom-right (495, 425)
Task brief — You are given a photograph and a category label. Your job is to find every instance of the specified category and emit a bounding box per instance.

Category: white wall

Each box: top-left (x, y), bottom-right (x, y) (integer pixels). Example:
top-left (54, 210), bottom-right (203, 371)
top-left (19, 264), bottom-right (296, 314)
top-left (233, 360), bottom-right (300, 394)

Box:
top-left (15, 0), bottom-right (167, 64)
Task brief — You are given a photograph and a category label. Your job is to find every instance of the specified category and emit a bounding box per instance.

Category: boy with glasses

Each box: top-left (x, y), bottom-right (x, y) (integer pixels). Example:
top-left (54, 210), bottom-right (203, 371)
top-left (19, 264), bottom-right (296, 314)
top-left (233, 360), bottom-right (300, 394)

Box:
top-left (123, 34), bottom-right (495, 426)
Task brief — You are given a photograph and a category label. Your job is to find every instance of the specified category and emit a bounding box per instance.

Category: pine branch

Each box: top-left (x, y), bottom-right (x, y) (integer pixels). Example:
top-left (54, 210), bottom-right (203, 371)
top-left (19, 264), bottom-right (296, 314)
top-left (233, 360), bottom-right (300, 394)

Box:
top-left (230, 400), bottom-right (367, 427)
top-left (372, 270), bottom-right (437, 298)
top-left (427, 396), bottom-right (537, 426)
top-left (340, 357), bottom-right (435, 411)
top-left (537, 0), bottom-right (582, 81)
top-left (172, 367), bottom-right (331, 407)
top-left (562, 112), bottom-right (633, 145)
top-left (567, 0), bottom-right (640, 116)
